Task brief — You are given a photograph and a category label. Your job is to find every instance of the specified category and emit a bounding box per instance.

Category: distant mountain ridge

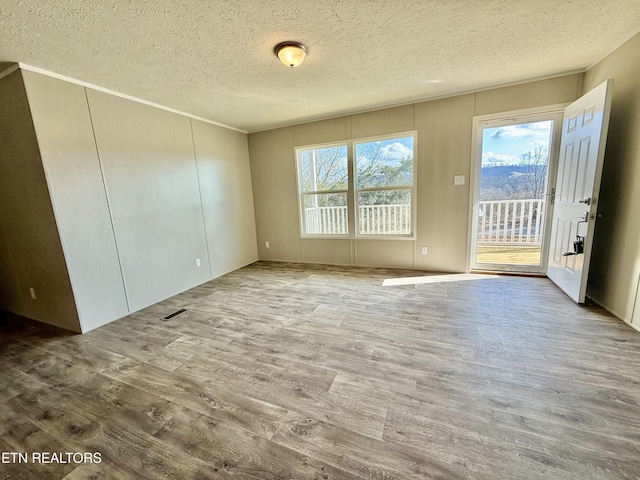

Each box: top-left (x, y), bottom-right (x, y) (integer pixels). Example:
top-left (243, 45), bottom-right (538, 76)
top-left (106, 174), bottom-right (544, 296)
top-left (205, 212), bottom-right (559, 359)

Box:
top-left (481, 165), bottom-right (526, 178)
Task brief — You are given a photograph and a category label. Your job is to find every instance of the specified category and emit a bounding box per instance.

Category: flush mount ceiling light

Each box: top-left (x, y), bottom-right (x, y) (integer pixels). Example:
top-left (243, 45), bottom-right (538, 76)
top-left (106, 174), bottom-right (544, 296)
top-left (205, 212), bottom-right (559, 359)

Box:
top-left (274, 41), bottom-right (308, 68)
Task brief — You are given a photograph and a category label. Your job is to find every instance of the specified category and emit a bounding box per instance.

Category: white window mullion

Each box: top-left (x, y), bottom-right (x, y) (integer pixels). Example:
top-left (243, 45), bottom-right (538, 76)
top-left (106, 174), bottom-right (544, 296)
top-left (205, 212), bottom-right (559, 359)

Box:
top-left (347, 141), bottom-right (356, 239)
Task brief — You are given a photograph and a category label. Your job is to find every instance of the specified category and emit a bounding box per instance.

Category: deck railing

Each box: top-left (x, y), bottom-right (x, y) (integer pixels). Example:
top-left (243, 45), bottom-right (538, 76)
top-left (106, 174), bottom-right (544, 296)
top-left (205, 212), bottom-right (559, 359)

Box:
top-left (477, 199), bottom-right (545, 245)
top-left (304, 204), bottom-right (410, 235)
top-left (304, 199), bottom-right (544, 242)
top-left (359, 204), bottom-right (410, 235)
top-left (305, 206), bottom-right (349, 235)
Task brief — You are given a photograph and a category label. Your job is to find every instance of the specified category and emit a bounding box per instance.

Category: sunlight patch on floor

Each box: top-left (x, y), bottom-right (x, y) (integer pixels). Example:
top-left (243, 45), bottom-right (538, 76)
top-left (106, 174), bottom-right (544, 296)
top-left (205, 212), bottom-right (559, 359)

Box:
top-left (382, 273), bottom-right (499, 286)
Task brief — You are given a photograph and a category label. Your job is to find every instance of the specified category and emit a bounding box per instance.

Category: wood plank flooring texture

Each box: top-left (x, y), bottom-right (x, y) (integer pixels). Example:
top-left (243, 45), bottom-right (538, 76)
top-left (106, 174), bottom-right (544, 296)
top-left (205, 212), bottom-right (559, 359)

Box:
top-left (2, 261), bottom-right (640, 479)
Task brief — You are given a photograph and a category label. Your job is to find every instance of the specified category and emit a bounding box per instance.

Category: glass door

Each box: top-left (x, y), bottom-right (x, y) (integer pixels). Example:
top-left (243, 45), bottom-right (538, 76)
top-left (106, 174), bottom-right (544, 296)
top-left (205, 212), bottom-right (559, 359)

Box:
top-left (471, 111), bottom-right (562, 273)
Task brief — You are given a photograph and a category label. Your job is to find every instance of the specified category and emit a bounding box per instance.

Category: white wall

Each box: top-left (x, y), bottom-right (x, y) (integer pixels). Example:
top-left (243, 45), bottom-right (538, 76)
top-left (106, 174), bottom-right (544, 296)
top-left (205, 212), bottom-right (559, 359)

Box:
top-left (191, 119), bottom-right (258, 279)
top-left (22, 71), bottom-right (129, 332)
top-left (2, 69), bottom-right (258, 332)
top-left (85, 89), bottom-right (212, 313)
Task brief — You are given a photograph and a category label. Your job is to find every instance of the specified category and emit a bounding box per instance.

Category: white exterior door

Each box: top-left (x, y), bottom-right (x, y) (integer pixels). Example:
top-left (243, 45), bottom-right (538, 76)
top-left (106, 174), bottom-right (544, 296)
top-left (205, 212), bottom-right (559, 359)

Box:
top-left (547, 79), bottom-right (613, 303)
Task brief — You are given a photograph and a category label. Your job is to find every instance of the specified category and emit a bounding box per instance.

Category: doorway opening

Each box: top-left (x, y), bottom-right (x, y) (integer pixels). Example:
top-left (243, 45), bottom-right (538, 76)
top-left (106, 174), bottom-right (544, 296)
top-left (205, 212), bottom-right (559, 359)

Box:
top-left (470, 109), bottom-right (563, 273)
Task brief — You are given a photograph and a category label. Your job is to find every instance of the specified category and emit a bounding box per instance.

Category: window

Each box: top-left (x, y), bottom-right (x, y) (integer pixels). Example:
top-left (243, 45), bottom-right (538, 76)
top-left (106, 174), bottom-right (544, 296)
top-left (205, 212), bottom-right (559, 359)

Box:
top-left (296, 133), bottom-right (416, 238)
top-left (297, 144), bottom-right (349, 235)
top-left (355, 136), bottom-right (414, 235)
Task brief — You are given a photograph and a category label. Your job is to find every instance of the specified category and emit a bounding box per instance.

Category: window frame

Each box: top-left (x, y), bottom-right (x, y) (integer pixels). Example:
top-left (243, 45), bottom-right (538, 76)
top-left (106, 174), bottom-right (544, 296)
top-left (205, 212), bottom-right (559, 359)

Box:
top-left (295, 141), bottom-right (351, 238)
top-left (353, 132), bottom-right (417, 239)
top-left (295, 131), bottom-right (417, 240)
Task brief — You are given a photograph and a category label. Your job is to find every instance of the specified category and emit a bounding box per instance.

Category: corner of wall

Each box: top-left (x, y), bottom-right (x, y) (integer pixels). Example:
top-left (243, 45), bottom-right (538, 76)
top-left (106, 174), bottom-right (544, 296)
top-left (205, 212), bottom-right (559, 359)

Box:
top-left (583, 31), bottom-right (640, 324)
top-left (0, 68), bottom-right (81, 332)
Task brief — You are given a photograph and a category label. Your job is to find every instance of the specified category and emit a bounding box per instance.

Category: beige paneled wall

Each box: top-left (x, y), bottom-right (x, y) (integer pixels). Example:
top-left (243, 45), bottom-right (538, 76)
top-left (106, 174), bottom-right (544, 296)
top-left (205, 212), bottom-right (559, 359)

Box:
top-left (22, 71), bottom-right (129, 332)
top-left (86, 89), bottom-right (212, 313)
top-left (414, 94), bottom-right (476, 272)
top-left (293, 117), bottom-right (348, 146)
top-left (249, 127), bottom-right (302, 262)
top-left (0, 73), bottom-right (25, 317)
top-left (583, 32), bottom-right (640, 326)
top-left (191, 119), bottom-right (258, 279)
top-left (249, 74), bottom-right (583, 272)
top-left (475, 75), bottom-right (583, 115)
top-left (0, 71), bottom-right (80, 331)
top-left (0, 216), bottom-right (21, 314)
top-left (301, 239), bottom-right (351, 266)
top-left (351, 105), bottom-right (415, 139)
top-left (1, 69), bottom-right (257, 332)
top-left (355, 239), bottom-right (414, 269)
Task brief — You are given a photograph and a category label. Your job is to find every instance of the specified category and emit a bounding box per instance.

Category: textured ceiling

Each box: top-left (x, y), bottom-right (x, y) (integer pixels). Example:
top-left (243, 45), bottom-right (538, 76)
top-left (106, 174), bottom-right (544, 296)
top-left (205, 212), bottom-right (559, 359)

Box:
top-left (1, 1), bottom-right (639, 133)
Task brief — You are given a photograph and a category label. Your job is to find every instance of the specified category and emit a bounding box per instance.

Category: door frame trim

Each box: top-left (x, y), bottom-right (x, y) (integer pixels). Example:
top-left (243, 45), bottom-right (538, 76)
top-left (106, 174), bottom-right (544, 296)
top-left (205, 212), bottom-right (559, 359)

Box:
top-left (466, 103), bottom-right (569, 273)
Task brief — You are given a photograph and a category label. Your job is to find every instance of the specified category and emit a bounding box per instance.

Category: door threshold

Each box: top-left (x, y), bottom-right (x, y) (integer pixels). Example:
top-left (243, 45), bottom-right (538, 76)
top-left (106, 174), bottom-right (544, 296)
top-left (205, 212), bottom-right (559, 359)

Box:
top-left (470, 269), bottom-right (547, 278)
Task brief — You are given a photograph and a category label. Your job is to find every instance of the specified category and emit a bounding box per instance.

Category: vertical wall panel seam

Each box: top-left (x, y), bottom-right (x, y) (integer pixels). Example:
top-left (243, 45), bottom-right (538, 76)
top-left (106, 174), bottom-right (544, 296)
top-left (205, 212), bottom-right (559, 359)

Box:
top-left (189, 118), bottom-right (214, 278)
top-left (353, 239), bottom-right (358, 266)
top-left (83, 87), bottom-right (131, 312)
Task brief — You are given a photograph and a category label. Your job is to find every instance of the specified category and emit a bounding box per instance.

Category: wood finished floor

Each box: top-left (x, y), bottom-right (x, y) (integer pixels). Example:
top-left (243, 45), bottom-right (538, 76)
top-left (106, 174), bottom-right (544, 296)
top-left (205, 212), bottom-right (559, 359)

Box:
top-left (2, 261), bottom-right (640, 479)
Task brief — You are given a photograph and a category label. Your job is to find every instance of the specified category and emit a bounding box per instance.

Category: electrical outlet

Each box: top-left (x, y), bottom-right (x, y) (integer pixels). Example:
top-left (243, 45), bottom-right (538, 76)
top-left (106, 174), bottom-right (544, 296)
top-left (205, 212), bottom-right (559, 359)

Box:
top-left (421, 246), bottom-right (428, 255)
top-left (454, 175), bottom-right (465, 186)
top-left (195, 258), bottom-right (201, 267)
top-left (29, 287), bottom-right (36, 299)
top-left (265, 241), bottom-right (270, 249)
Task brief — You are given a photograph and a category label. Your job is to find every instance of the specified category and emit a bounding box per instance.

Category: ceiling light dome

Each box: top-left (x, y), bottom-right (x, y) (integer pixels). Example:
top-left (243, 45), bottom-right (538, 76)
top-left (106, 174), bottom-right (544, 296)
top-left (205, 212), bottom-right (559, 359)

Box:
top-left (274, 41), bottom-right (308, 68)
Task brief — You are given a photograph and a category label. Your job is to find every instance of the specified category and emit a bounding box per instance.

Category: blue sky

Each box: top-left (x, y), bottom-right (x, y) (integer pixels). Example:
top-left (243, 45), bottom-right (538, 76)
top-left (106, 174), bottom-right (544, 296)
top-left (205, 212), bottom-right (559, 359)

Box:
top-left (357, 136), bottom-right (413, 164)
top-left (482, 121), bottom-right (552, 166)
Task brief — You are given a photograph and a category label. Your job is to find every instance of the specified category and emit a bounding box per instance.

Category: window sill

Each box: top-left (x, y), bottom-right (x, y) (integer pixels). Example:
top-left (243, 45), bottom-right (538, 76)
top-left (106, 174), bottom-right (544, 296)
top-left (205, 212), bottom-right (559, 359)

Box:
top-left (300, 235), bottom-right (416, 241)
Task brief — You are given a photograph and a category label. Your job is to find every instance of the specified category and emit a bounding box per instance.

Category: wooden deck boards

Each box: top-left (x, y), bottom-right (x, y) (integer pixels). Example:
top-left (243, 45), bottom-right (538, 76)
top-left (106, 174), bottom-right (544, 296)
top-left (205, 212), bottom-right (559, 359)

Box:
top-left (1, 261), bottom-right (640, 479)
top-left (475, 245), bottom-right (542, 266)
